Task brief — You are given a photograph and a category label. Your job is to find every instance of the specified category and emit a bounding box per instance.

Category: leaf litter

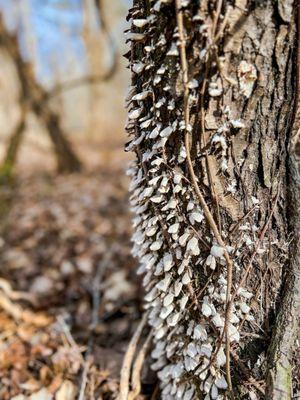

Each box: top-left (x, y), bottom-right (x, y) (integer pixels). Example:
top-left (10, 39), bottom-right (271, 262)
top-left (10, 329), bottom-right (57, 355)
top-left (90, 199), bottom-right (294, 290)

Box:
top-left (0, 157), bottom-right (150, 399)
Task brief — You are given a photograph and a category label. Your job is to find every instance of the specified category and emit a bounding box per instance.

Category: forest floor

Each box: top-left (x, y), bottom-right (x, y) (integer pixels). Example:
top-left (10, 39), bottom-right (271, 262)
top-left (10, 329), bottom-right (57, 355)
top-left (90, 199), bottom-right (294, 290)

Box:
top-left (0, 142), bottom-right (152, 399)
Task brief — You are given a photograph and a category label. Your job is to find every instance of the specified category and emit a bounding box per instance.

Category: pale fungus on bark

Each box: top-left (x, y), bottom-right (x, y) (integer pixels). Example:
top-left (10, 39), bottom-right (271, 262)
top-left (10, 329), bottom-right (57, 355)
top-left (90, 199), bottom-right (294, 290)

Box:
top-left (124, 0), bottom-right (298, 399)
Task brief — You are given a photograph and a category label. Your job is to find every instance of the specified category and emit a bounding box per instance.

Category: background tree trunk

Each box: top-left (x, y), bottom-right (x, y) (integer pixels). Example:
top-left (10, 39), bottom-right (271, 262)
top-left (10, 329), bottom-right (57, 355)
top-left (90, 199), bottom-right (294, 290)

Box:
top-left (0, 105), bottom-right (26, 179)
top-left (126, 0), bottom-right (298, 398)
top-left (0, 15), bottom-right (82, 174)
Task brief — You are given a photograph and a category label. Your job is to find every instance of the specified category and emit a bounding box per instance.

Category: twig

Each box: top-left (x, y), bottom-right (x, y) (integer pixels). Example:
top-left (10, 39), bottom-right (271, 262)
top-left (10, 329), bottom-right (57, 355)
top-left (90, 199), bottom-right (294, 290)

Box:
top-left (78, 357), bottom-right (92, 400)
top-left (229, 205), bottom-right (257, 236)
top-left (87, 251), bottom-right (112, 355)
top-left (211, 0), bottom-right (223, 39)
top-left (128, 330), bottom-right (153, 400)
top-left (57, 315), bottom-right (85, 364)
top-left (58, 314), bottom-right (89, 400)
top-left (118, 311), bottom-right (149, 400)
top-left (150, 384), bottom-right (160, 400)
top-left (231, 351), bottom-right (265, 396)
top-left (231, 187), bottom-right (280, 304)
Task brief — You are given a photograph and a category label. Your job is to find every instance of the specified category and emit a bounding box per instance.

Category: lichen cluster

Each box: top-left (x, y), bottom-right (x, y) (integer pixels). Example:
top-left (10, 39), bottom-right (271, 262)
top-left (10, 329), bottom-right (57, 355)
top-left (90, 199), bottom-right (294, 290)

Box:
top-left (125, 0), bottom-right (284, 398)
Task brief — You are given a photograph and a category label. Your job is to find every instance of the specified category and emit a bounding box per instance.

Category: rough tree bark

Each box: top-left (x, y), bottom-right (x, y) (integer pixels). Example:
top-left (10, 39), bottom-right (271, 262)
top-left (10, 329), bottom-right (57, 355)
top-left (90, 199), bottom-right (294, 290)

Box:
top-left (125, 0), bottom-right (299, 399)
top-left (266, 5), bottom-right (300, 399)
top-left (0, 15), bottom-right (82, 174)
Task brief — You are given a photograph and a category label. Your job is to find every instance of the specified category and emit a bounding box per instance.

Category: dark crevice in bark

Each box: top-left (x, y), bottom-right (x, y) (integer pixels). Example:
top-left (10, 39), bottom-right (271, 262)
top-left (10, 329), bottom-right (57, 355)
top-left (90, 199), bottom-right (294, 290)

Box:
top-left (257, 139), bottom-right (266, 188)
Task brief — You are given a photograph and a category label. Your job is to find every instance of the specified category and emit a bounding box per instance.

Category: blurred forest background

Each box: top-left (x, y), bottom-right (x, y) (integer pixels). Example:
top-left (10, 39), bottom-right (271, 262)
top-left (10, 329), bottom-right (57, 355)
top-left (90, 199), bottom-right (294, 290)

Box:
top-left (0, 1), bottom-right (144, 400)
top-left (0, 0), bottom-right (129, 172)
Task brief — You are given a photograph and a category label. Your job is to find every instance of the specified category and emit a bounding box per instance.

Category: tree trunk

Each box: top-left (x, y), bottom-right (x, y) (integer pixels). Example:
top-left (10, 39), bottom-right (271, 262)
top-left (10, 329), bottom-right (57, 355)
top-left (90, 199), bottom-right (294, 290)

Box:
top-left (266, 6), bottom-right (300, 399)
top-left (30, 94), bottom-right (82, 173)
top-left (0, 106), bottom-right (26, 179)
top-left (126, 0), bottom-right (299, 399)
top-left (0, 15), bottom-right (82, 174)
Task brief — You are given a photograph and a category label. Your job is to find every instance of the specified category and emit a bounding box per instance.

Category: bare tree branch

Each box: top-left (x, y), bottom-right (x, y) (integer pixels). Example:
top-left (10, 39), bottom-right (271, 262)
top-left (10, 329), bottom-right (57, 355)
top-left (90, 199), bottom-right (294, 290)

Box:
top-left (94, 0), bottom-right (118, 78)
